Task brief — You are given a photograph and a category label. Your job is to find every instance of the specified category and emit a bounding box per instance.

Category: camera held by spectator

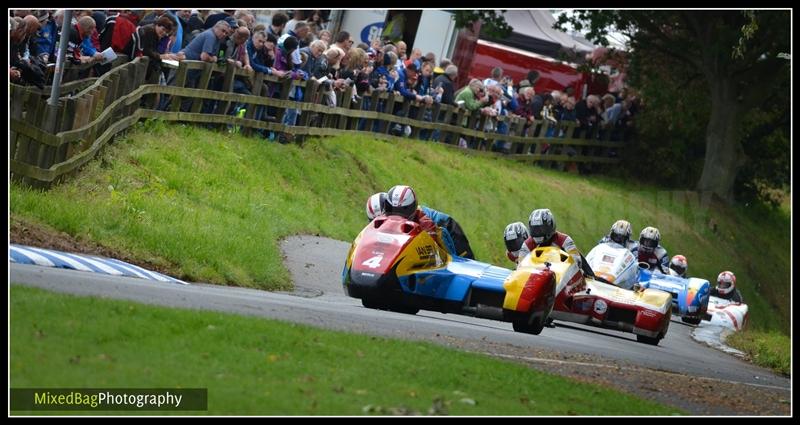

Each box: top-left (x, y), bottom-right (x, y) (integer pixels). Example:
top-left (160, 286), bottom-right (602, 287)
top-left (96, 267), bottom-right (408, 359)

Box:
top-left (317, 75), bottom-right (334, 91)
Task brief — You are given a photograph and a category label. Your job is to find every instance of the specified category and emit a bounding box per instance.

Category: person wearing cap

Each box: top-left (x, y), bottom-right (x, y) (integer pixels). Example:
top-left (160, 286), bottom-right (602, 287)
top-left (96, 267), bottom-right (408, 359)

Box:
top-left (274, 34), bottom-right (307, 127)
top-left (31, 10), bottom-right (57, 63)
top-left (389, 61), bottom-right (426, 136)
top-left (203, 9), bottom-right (235, 30)
top-left (274, 34), bottom-right (305, 79)
top-left (394, 61), bottom-right (426, 103)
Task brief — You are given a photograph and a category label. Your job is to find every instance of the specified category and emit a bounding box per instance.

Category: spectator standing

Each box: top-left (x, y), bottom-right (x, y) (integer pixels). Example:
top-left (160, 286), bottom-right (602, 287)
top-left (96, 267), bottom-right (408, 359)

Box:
top-left (268, 12), bottom-right (288, 39)
top-left (31, 10), bottom-right (56, 63)
top-left (124, 16), bottom-right (176, 80)
top-left (299, 39), bottom-right (327, 77)
top-left (288, 21), bottom-right (311, 49)
top-left (285, 10), bottom-right (305, 34)
top-left (204, 9), bottom-right (235, 29)
top-left (432, 64), bottom-right (457, 106)
top-left (575, 94), bottom-right (601, 139)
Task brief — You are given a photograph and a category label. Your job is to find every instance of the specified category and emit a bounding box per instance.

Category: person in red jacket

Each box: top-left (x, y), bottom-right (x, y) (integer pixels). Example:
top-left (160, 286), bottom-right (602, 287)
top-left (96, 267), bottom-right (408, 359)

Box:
top-left (517, 208), bottom-right (593, 279)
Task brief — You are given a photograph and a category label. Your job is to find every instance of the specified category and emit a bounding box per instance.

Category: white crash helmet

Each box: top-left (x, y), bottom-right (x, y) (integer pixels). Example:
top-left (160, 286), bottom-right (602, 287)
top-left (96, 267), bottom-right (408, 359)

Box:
top-left (609, 219), bottom-right (632, 245)
top-left (639, 226), bottom-right (661, 254)
top-left (716, 271), bottom-right (737, 295)
top-left (365, 192), bottom-right (387, 221)
top-left (504, 222), bottom-right (529, 253)
top-left (669, 254), bottom-right (688, 277)
top-left (528, 208), bottom-right (555, 245)
top-left (385, 185), bottom-right (418, 219)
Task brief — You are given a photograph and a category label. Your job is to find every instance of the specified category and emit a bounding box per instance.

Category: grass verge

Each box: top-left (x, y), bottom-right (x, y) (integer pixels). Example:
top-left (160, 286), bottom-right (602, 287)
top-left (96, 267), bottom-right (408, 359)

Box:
top-left (726, 330), bottom-right (791, 377)
top-left (10, 285), bottom-right (681, 415)
top-left (9, 121), bottom-right (789, 334)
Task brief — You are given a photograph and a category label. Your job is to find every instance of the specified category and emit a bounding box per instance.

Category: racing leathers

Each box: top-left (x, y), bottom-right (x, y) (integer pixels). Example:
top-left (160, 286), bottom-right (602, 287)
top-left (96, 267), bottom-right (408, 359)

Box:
top-left (638, 245), bottom-right (669, 273)
top-left (668, 268), bottom-right (686, 278)
top-left (710, 287), bottom-right (744, 303)
top-left (406, 208), bottom-right (451, 255)
top-left (420, 206), bottom-right (475, 259)
top-left (519, 232), bottom-right (595, 278)
top-left (598, 235), bottom-right (639, 254)
top-left (409, 208), bottom-right (437, 234)
top-left (518, 231), bottom-right (585, 271)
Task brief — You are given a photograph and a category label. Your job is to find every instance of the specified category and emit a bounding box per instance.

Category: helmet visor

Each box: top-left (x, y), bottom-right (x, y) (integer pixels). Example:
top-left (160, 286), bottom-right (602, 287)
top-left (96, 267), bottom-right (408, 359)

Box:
top-left (671, 264), bottom-right (686, 276)
top-left (386, 205), bottom-right (415, 219)
top-left (640, 237), bottom-right (658, 249)
top-left (718, 280), bottom-right (732, 289)
top-left (505, 236), bottom-right (524, 252)
top-left (610, 232), bottom-right (626, 245)
top-left (530, 224), bottom-right (551, 239)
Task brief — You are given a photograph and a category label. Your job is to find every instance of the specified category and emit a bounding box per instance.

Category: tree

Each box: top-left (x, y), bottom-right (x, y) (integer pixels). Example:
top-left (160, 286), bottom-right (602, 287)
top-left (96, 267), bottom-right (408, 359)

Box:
top-left (556, 10), bottom-right (790, 204)
top-left (450, 10), bottom-right (512, 39)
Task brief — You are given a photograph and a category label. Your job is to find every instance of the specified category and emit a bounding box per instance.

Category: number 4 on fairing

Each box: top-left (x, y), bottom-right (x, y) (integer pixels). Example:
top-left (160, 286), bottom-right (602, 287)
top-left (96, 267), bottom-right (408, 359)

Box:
top-left (361, 255), bottom-right (383, 268)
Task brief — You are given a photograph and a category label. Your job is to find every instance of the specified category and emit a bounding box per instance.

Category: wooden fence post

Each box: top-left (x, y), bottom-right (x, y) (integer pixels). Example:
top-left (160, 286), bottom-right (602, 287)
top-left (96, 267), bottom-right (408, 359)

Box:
top-left (349, 91), bottom-right (364, 130)
top-left (297, 79), bottom-right (319, 128)
top-left (381, 93), bottom-right (397, 134)
top-left (274, 77), bottom-right (294, 125)
top-left (9, 85), bottom-right (24, 161)
top-left (215, 63), bottom-right (238, 115)
top-left (169, 62), bottom-right (190, 113)
top-left (34, 102), bottom-right (63, 178)
top-left (437, 104), bottom-right (454, 144)
top-left (409, 101), bottom-right (427, 140)
top-left (363, 89), bottom-right (381, 132)
top-left (54, 97), bottom-right (76, 165)
top-left (337, 86), bottom-right (354, 130)
top-left (191, 62), bottom-right (215, 114)
top-left (19, 95), bottom-right (48, 187)
top-left (243, 72), bottom-right (265, 136)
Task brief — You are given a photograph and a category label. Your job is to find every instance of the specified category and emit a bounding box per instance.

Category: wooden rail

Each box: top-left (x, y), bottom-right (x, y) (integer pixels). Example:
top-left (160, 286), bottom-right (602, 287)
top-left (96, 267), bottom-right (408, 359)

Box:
top-left (10, 58), bottom-right (624, 188)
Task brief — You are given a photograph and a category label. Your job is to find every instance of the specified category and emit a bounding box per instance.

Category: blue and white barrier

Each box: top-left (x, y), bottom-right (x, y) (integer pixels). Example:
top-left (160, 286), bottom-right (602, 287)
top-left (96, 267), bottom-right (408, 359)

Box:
top-left (9, 244), bottom-right (187, 285)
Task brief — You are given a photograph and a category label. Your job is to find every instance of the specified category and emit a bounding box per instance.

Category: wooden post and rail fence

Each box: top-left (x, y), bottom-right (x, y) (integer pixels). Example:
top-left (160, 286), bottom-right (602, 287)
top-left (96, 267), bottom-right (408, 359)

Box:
top-left (10, 57), bottom-right (624, 189)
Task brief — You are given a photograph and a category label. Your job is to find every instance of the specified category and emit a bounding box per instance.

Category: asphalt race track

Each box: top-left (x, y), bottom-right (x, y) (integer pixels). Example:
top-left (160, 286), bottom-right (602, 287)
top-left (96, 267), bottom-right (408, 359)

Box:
top-left (10, 235), bottom-right (790, 413)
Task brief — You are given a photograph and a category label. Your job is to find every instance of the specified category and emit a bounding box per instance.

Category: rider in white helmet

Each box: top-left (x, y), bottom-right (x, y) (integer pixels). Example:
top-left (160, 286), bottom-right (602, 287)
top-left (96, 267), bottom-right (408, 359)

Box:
top-left (710, 271), bottom-right (743, 303)
top-left (668, 254), bottom-right (688, 278)
top-left (637, 226), bottom-right (669, 273)
top-left (599, 219), bottom-right (639, 253)
top-left (504, 222), bottom-right (529, 263)
top-left (366, 188), bottom-right (475, 259)
top-left (366, 192), bottom-right (388, 221)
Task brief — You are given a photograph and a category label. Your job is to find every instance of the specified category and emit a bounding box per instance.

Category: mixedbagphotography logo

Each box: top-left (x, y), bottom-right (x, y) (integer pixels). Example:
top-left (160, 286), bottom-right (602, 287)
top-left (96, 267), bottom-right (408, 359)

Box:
top-left (10, 388), bottom-right (207, 411)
